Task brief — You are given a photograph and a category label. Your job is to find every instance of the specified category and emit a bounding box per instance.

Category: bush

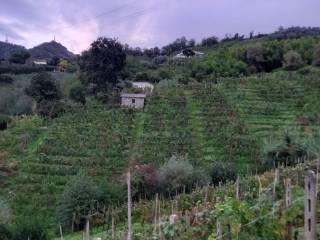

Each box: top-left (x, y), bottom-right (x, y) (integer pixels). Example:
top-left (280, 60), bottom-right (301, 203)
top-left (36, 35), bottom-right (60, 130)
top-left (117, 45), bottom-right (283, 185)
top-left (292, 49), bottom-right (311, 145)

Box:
top-left (283, 50), bottom-right (303, 70)
top-left (0, 65), bottom-right (54, 74)
top-left (313, 44), bottom-right (320, 66)
top-left (0, 75), bottom-right (13, 84)
top-left (69, 85), bottom-right (86, 104)
top-left (36, 100), bottom-right (64, 118)
top-left (0, 114), bottom-right (11, 130)
top-left (11, 216), bottom-right (51, 240)
top-left (263, 132), bottom-right (309, 169)
top-left (10, 95), bottom-right (34, 115)
top-left (153, 56), bottom-right (168, 65)
top-left (57, 173), bottom-right (103, 230)
top-left (208, 162), bottom-right (237, 186)
top-left (0, 225), bottom-right (11, 240)
top-left (132, 164), bottom-right (160, 199)
top-left (25, 72), bottom-right (62, 103)
top-left (158, 155), bottom-right (194, 193)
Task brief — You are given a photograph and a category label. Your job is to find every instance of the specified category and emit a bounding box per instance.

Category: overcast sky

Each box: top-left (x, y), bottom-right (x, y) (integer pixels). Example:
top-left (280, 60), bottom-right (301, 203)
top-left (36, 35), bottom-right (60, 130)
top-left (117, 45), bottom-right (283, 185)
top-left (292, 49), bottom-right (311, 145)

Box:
top-left (0, 0), bottom-right (319, 53)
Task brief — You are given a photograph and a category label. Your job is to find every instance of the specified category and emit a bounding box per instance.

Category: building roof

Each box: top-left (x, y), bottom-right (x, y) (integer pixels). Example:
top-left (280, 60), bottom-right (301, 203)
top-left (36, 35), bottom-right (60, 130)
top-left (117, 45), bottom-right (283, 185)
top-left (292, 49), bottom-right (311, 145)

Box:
top-left (121, 93), bottom-right (146, 98)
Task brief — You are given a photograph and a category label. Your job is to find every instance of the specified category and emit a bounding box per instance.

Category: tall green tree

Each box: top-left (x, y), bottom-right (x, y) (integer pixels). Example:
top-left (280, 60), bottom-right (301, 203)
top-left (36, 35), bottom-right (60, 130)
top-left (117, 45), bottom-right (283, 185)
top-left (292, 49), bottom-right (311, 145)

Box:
top-left (25, 72), bottom-right (61, 103)
top-left (79, 37), bottom-right (126, 100)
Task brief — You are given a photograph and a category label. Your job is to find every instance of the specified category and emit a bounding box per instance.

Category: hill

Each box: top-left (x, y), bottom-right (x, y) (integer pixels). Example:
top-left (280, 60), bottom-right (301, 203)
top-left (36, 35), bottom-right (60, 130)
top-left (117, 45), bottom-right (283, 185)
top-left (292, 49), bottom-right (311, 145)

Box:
top-left (0, 41), bottom-right (27, 59)
top-left (29, 40), bottom-right (75, 59)
top-left (1, 31), bottom-right (320, 238)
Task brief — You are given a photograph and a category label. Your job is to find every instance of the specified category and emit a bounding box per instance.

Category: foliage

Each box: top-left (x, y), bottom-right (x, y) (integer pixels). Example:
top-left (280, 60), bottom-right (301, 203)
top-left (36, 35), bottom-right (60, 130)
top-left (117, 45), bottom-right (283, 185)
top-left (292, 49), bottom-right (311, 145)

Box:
top-left (9, 51), bottom-right (30, 64)
top-left (313, 44), bottom-right (320, 66)
top-left (11, 216), bottom-right (51, 240)
top-left (0, 114), bottom-right (11, 130)
top-left (283, 50), bottom-right (303, 70)
top-left (159, 155), bottom-right (194, 193)
top-left (56, 173), bottom-right (103, 230)
top-left (69, 85), bottom-right (86, 104)
top-left (0, 75), bottom-right (14, 84)
top-left (25, 72), bottom-right (62, 103)
top-left (79, 37), bottom-right (126, 100)
top-left (208, 162), bottom-right (237, 185)
top-left (201, 36), bottom-right (219, 47)
top-left (36, 100), bottom-right (65, 118)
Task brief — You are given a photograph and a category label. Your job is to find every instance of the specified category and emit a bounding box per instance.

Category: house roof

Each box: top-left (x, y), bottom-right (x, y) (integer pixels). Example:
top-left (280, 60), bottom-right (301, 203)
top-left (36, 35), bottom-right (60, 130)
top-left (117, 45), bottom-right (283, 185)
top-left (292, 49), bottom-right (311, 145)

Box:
top-left (121, 93), bottom-right (146, 98)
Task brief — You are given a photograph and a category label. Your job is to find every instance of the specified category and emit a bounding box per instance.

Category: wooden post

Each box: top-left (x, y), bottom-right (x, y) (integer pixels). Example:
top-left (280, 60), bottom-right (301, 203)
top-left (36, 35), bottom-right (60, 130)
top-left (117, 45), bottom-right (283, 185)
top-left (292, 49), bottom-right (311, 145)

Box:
top-left (127, 171), bottom-right (132, 240)
top-left (235, 175), bottom-right (240, 200)
top-left (316, 160), bottom-right (319, 196)
top-left (59, 225), bottom-right (64, 240)
top-left (85, 218), bottom-right (90, 240)
top-left (216, 219), bottom-right (222, 239)
top-left (111, 214), bottom-right (115, 240)
top-left (285, 178), bottom-right (292, 208)
top-left (304, 170), bottom-right (317, 240)
top-left (285, 178), bottom-right (292, 240)
top-left (257, 176), bottom-right (262, 201)
top-left (154, 193), bottom-right (158, 234)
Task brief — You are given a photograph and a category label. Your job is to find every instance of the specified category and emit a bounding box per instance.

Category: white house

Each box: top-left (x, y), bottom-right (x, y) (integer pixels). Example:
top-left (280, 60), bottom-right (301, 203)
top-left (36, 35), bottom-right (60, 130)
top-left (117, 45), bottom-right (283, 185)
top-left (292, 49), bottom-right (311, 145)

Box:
top-left (121, 93), bottom-right (146, 108)
top-left (132, 82), bottom-right (154, 93)
top-left (174, 49), bottom-right (204, 59)
top-left (33, 59), bottom-right (47, 65)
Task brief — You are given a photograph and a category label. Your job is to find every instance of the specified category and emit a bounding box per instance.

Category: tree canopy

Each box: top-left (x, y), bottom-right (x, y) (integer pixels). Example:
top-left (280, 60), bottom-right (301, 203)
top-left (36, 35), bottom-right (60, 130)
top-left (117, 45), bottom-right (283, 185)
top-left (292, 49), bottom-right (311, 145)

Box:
top-left (79, 37), bottom-right (126, 100)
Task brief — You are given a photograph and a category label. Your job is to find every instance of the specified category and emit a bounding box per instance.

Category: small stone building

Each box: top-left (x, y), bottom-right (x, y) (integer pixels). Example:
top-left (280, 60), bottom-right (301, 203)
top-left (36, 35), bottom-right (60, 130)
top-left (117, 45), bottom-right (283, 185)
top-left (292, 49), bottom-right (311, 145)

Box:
top-left (121, 93), bottom-right (146, 108)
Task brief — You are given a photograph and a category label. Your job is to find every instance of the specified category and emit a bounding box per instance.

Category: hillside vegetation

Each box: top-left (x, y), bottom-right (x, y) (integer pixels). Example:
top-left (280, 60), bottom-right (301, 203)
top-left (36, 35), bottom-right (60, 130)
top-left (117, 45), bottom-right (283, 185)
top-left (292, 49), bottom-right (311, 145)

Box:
top-left (1, 29), bottom-right (320, 239)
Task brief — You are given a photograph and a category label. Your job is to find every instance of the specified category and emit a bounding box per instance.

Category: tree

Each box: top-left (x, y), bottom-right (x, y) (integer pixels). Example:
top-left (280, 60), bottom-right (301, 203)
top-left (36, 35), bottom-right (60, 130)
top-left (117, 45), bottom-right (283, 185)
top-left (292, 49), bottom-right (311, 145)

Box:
top-left (201, 36), bottom-right (219, 47)
top-left (57, 173), bottom-right (103, 230)
top-left (283, 50), bottom-right (303, 70)
top-left (313, 44), bottom-right (320, 66)
top-left (69, 85), bottom-right (86, 104)
top-left (25, 72), bottom-right (61, 103)
top-left (159, 155), bottom-right (194, 193)
top-left (48, 56), bottom-right (60, 66)
top-left (9, 51), bottom-right (30, 64)
top-left (79, 37), bottom-right (126, 100)
top-left (245, 46), bottom-right (265, 72)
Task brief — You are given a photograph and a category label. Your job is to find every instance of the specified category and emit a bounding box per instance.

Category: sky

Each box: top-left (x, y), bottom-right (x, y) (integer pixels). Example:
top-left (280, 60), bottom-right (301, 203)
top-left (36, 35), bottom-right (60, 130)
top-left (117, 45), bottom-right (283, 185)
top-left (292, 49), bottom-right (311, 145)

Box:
top-left (0, 0), bottom-right (320, 53)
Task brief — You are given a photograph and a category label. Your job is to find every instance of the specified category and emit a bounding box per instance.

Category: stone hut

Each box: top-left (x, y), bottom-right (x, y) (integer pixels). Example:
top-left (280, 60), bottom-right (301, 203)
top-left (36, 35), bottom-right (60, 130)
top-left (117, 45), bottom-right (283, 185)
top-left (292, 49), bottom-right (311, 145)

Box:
top-left (120, 93), bottom-right (146, 108)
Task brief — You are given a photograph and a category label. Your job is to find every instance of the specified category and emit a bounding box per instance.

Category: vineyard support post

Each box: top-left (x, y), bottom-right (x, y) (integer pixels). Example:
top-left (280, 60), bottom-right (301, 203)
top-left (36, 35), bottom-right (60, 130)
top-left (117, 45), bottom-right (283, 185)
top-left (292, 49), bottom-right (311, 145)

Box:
top-left (304, 170), bottom-right (316, 240)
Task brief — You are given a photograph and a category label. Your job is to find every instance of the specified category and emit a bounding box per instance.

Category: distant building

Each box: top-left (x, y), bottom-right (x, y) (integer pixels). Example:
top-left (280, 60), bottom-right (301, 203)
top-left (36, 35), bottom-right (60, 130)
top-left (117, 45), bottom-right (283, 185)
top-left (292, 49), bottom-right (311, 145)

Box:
top-left (33, 59), bottom-right (47, 65)
top-left (132, 82), bottom-right (154, 93)
top-left (174, 49), bottom-right (204, 59)
top-left (121, 93), bottom-right (146, 108)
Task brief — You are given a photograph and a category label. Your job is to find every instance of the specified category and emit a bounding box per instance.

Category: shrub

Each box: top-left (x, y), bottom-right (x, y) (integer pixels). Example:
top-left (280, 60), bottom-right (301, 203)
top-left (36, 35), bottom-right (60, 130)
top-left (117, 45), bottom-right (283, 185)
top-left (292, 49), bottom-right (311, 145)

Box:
top-left (263, 132), bottom-right (309, 169)
top-left (25, 72), bottom-right (62, 103)
top-left (57, 173), bottom-right (103, 230)
top-left (208, 162), bottom-right (237, 186)
top-left (132, 164), bottom-right (160, 199)
top-left (69, 85), bottom-right (86, 104)
top-left (0, 114), bottom-right (11, 130)
top-left (283, 50), bottom-right (303, 70)
top-left (153, 56), bottom-right (168, 65)
top-left (313, 44), bottom-right (320, 66)
top-left (0, 75), bottom-right (13, 84)
top-left (36, 100), bottom-right (64, 119)
top-left (0, 225), bottom-right (11, 240)
top-left (11, 216), bottom-right (51, 240)
top-left (11, 95), bottom-right (34, 115)
top-left (158, 155), bottom-right (194, 193)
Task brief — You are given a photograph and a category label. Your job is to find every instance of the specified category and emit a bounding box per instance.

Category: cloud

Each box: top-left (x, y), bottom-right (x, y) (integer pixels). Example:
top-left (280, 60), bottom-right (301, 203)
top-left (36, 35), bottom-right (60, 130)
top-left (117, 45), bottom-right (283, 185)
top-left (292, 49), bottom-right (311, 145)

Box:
top-left (0, 0), bottom-right (320, 53)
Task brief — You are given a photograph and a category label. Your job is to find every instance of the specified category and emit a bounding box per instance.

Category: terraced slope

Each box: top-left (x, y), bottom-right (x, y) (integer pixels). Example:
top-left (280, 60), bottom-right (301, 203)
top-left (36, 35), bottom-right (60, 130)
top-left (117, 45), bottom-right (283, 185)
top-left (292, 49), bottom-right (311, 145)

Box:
top-left (1, 69), bottom-right (320, 224)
